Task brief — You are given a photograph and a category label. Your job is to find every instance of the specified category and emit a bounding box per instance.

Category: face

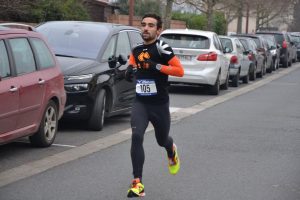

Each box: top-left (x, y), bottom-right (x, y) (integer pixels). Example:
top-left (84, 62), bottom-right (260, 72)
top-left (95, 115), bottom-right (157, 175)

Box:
top-left (141, 17), bottom-right (161, 44)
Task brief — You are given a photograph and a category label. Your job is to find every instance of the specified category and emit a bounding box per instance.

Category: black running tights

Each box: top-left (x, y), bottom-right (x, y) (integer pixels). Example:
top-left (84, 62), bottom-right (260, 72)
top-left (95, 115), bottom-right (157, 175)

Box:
top-left (130, 100), bottom-right (174, 179)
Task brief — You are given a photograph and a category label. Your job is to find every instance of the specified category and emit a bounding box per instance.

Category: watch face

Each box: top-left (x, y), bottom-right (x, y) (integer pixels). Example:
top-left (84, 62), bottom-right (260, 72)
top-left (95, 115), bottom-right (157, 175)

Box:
top-left (156, 64), bottom-right (162, 70)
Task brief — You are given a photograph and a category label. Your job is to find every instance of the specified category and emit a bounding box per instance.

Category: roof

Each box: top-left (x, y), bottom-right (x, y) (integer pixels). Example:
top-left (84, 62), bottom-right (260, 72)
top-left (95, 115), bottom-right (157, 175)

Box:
top-left (161, 29), bottom-right (216, 37)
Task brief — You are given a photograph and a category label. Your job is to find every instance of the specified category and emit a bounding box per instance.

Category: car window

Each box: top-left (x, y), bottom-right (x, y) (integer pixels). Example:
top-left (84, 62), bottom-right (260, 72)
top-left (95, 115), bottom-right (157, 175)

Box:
top-left (220, 38), bottom-right (233, 52)
top-left (0, 40), bottom-right (11, 78)
top-left (102, 35), bottom-right (117, 61)
top-left (9, 38), bottom-right (36, 75)
top-left (36, 22), bottom-right (110, 59)
top-left (239, 39), bottom-right (249, 50)
top-left (235, 39), bottom-right (244, 54)
top-left (274, 34), bottom-right (284, 44)
top-left (128, 31), bottom-right (143, 49)
top-left (252, 38), bottom-right (262, 48)
top-left (160, 34), bottom-right (210, 49)
top-left (116, 31), bottom-right (131, 58)
top-left (30, 38), bottom-right (55, 69)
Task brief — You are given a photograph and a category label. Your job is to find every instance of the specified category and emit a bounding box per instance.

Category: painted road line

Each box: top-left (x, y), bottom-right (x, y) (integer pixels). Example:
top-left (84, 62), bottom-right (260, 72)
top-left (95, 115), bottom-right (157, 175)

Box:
top-left (0, 65), bottom-right (299, 188)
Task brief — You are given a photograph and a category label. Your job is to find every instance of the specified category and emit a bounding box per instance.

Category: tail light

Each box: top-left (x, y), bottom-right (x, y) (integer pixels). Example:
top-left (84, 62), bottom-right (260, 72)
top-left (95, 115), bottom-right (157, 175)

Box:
top-left (230, 55), bottom-right (238, 64)
top-left (197, 52), bottom-right (217, 61)
top-left (248, 53), bottom-right (253, 61)
top-left (282, 40), bottom-right (287, 48)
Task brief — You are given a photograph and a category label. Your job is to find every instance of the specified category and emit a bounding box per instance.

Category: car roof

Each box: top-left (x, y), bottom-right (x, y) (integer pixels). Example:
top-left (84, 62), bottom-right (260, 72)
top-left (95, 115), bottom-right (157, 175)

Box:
top-left (36, 21), bottom-right (140, 32)
top-left (0, 28), bottom-right (40, 37)
top-left (256, 31), bottom-right (286, 35)
top-left (160, 29), bottom-right (216, 37)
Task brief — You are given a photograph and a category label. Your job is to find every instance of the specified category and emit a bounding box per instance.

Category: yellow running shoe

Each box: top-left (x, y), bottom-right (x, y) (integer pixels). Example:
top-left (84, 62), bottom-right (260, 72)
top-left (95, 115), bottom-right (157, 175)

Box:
top-left (168, 144), bottom-right (180, 175)
top-left (127, 178), bottom-right (145, 198)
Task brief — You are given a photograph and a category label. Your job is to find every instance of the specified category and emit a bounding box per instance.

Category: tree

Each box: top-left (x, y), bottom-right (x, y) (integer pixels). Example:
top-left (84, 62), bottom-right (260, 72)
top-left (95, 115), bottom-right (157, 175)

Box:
top-left (0, 0), bottom-right (89, 23)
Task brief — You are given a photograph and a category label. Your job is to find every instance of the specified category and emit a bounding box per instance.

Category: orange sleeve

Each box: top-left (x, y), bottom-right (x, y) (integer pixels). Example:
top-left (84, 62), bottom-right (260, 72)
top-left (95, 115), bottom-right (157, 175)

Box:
top-left (160, 56), bottom-right (184, 77)
top-left (128, 53), bottom-right (137, 66)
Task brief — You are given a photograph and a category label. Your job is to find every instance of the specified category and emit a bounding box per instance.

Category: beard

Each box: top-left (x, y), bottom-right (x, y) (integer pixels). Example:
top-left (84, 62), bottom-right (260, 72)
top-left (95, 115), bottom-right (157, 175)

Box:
top-left (142, 32), bottom-right (155, 42)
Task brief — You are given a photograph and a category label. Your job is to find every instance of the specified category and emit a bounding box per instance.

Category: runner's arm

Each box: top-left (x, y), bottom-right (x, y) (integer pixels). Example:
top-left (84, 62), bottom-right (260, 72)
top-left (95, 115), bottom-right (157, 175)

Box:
top-left (160, 56), bottom-right (184, 77)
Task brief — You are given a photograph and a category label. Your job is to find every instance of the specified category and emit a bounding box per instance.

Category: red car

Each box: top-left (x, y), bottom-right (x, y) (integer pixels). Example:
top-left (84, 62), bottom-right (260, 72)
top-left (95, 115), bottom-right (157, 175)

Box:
top-left (0, 26), bottom-right (66, 147)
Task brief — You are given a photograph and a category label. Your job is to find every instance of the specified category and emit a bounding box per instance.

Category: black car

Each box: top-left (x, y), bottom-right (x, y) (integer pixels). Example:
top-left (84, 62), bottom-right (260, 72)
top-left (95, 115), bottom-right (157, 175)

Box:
top-left (258, 34), bottom-right (280, 71)
top-left (36, 21), bottom-right (143, 131)
top-left (256, 31), bottom-right (293, 68)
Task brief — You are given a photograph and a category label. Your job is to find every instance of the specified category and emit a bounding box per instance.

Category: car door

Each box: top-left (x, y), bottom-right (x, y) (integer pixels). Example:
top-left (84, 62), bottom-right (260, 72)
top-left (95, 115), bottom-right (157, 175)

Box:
top-left (235, 39), bottom-right (248, 76)
top-left (9, 37), bottom-right (45, 129)
top-left (0, 40), bottom-right (19, 135)
top-left (214, 35), bottom-right (228, 82)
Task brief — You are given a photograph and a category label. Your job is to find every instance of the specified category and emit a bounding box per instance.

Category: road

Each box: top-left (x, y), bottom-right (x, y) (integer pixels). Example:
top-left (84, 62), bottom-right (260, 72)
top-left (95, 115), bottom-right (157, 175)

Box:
top-left (0, 64), bottom-right (300, 200)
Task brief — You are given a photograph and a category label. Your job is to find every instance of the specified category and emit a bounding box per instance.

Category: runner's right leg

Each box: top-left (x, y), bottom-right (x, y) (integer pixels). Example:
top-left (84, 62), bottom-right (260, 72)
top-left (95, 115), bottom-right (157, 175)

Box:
top-left (130, 100), bottom-right (149, 180)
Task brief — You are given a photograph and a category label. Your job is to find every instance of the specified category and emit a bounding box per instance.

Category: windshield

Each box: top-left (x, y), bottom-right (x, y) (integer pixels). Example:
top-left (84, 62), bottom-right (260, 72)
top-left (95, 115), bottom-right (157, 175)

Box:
top-left (36, 22), bottom-right (110, 59)
top-left (160, 34), bottom-right (210, 49)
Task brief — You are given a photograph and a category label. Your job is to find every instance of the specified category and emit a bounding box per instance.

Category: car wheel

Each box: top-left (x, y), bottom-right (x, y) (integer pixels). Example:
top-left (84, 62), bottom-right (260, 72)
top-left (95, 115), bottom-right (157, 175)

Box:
top-left (249, 64), bottom-right (256, 81)
top-left (208, 73), bottom-right (220, 95)
top-left (220, 72), bottom-right (229, 90)
top-left (282, 56), bottom-right (288, 68)
top-left (242, 71), bottom-right (249, 84)
top-left (232, 72), bottom-right (240, 87)
top-left (29, 100), bottom-right (58, 147)
top-left (88, 89), bottom-right (106, 131)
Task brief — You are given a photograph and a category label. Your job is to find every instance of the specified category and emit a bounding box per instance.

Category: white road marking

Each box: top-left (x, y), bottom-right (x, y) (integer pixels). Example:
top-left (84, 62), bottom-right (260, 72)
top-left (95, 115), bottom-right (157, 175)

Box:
top-left (14, 141), bottom-right (77, 148)
top-left (0, 65), bottom-right (299, 188)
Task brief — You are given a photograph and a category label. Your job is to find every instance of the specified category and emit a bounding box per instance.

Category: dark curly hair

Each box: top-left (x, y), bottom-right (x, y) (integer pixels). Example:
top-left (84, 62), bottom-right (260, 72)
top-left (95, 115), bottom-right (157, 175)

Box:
top-left (142, 13), bottom-right (162, 29)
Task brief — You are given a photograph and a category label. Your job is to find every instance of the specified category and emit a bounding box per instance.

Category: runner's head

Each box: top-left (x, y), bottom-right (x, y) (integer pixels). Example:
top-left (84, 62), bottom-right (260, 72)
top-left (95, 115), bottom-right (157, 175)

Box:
top-left (141, 13), bottom-right (162, 44)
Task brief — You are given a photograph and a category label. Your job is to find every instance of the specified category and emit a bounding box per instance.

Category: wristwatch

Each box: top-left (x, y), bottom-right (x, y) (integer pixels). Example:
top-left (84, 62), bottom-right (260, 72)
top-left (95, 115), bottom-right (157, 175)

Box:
top-left (156, 64), bottom-right (162, 71)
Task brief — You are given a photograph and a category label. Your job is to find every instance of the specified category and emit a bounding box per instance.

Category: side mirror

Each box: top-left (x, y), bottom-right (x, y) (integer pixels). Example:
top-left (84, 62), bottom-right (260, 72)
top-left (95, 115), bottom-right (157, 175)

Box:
top-left (243, 50), bottom-right (250, 55)
top-left (108, 55), bottom-right (117, 68)
top-left (118, 54), bottom-right (127, 65)
top-left (223, 47), bottom-right (232, 53)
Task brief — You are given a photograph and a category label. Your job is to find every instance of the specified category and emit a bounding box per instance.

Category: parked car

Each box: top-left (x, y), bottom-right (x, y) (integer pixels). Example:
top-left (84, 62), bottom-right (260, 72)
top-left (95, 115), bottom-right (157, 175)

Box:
top-left (258, 34), bottom-right (280, 71)
top-left (289, 32), bottom-right (300, 60)
top-left (235, 36), bottom-right (264, 78)
top-left (219, 35), bottom-right (252, 87)
top-left (0, 26), bottom-right (66, 147)
top-left (287, 32), bottom-right (298, 63)
top-left (232, 34), bottom-right (272, 75)
top-left (159, 29), bottom-right (229, 95)
top-left (36, 21), bottom-right (142, 131)
top-left (256, 31), bottom-right (293, 68)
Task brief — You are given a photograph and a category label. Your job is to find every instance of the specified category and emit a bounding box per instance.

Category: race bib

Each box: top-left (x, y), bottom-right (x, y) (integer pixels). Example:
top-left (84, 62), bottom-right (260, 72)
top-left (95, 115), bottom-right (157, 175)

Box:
top-left (136, 79), bottom-right (157, 96)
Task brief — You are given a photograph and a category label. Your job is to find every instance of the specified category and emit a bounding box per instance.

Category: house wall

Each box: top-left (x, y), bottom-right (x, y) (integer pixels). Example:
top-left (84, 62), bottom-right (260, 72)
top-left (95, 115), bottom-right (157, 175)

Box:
top-left (107, 14), bottom-right (186, 29)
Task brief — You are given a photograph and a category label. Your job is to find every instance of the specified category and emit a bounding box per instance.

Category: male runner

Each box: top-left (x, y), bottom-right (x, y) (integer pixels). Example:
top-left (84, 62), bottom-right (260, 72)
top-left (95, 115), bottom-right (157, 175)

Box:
top-left (125, 13), bottom-right (184, 198)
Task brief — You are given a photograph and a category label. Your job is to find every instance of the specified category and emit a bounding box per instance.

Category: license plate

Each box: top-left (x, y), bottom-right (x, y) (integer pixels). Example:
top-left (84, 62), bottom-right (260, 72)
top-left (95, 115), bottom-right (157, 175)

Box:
top-left (177, 55), bottom-right (192, 61)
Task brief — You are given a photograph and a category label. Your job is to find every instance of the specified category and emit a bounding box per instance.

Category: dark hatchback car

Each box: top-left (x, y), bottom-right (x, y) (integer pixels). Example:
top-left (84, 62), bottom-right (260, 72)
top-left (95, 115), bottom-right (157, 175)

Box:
top-left (0, 26), bottom-right (66, 147)
top-left (36, 21), bottom-right (143, 131)
top-left (256, 31), bottom-right (293, 68)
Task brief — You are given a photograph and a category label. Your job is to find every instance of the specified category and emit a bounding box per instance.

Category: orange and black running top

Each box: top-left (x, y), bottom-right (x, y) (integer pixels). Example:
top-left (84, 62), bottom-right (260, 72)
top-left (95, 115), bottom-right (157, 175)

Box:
top-left (128, 39), bottom-right (184, 105)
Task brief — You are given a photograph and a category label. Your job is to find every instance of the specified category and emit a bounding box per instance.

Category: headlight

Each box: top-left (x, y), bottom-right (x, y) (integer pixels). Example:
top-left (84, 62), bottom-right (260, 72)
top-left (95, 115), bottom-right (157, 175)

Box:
top-left (65, 84), bottom-right (89, 92)
top-left (65, 74), bottom-right (93, 81)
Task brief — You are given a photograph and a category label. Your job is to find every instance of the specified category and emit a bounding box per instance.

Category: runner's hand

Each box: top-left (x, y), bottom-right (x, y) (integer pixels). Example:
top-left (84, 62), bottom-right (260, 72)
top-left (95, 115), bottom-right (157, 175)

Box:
top-left (125, 65), bottom-right (136, 82)
top-left (144, 59), bottom-right (162, 72)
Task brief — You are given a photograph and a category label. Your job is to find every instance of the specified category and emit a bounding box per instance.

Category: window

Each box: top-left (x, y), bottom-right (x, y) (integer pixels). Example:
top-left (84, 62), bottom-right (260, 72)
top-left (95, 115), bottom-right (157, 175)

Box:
top-left (0, 40), bottom-right (10, 78)
top-left (102, 35), bottom-right (117, 62)
top-left (160, 34), bottom-right (210, 49)
top-left (30, 38), bottom-right (55, 69)
top-left (9, 38), bottom-right (36, 75)
top-left (116, 31), bottom-right (131, 58)
top-left (128, 31), bottom-right (143, 49)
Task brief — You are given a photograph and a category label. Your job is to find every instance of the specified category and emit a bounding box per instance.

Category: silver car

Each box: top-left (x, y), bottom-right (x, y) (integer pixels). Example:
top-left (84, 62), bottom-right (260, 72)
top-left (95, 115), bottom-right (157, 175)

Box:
top-left (159, 29), bottom-right (229, 95)
top-left (219, 35), bottom-right (252, 87)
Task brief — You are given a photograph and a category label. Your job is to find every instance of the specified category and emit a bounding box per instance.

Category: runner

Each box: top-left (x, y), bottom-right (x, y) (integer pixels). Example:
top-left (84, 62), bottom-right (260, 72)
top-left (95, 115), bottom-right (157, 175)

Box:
top-left (125, 13), bottom-right (184, 198)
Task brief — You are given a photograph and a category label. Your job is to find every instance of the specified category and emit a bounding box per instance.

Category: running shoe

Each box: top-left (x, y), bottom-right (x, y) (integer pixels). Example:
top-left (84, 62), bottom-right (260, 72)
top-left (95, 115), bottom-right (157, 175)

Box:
top-left (168, 143), bottom-right (180, 175)
top-left (127, 178), bottom-right (145, 198)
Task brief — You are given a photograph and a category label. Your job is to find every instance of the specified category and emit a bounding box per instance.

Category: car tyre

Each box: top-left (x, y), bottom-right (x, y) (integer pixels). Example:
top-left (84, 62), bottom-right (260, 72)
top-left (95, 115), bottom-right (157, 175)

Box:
top-left (242, 71), bottom-right (249, 84)
top-left (232, 72), bottom-right (240, 87)
top-left (88, 89), bottom-right (106, 131)
top-left (249, 64), bottom-right (256, 81)
top-left (29, 100), bottom-right (58, 147)
top-left (208, 73), bottom-right (220, 95)
top-left (220, 72), bottom-right (229, 90)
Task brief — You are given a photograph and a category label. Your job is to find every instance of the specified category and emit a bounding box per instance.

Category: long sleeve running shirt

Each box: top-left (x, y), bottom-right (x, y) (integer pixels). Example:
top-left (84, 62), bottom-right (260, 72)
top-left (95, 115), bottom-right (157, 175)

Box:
top-left (128, 39), bottom-right (184, 104)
